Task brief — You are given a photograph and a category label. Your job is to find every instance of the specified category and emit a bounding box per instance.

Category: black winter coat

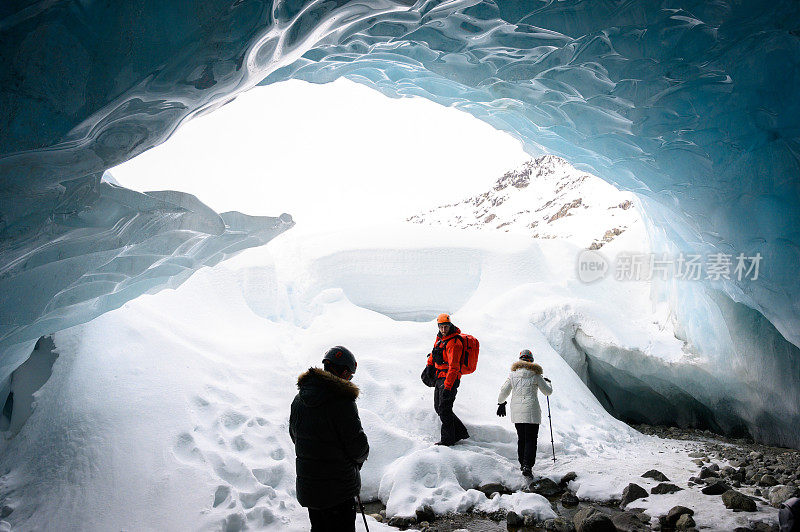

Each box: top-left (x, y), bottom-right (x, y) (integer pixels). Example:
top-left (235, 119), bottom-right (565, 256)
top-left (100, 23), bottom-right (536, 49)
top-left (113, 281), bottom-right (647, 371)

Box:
top-left (289, 367), bottom-right (369, 509)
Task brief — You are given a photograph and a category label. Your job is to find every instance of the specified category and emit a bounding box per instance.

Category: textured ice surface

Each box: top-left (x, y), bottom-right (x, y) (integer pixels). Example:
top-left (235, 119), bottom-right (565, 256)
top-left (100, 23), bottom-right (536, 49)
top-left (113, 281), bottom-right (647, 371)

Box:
top-left (0, 172), bottom-right (294, 372)
top-left (0, 1), bottom-right (799, 441)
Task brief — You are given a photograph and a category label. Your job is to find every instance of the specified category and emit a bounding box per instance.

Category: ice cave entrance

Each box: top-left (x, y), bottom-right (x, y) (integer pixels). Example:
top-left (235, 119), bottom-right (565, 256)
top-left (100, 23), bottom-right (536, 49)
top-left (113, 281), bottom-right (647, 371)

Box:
top-left (110, 79), bottom-right (530, 233)
top-left (106, 78), bottom-right (673, 433)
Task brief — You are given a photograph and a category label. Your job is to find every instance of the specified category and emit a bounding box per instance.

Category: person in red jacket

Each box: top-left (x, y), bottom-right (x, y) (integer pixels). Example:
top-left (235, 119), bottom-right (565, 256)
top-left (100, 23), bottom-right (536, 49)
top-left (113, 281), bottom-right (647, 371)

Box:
top-left (426, 313), bottom-right (470, 446)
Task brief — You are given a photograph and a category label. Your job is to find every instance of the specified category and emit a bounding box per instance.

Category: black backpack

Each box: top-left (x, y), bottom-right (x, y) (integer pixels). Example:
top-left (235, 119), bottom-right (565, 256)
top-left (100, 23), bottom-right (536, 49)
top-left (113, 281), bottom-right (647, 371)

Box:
top-left (420, 365), bottom-right (436, 387)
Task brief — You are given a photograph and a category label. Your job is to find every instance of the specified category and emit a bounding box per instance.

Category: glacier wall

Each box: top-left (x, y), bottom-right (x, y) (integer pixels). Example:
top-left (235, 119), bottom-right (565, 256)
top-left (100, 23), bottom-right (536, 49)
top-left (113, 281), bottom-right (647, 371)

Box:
top-left (1, 1), bottom-right (798, 444)
top-left (0, 172), bottom-right (294, 375)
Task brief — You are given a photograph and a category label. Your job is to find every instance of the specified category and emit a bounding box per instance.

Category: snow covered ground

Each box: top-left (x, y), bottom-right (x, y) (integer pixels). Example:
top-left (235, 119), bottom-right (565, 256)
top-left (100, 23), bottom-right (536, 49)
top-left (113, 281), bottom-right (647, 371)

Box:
top-left (0, 224), bottom-right (779, 530)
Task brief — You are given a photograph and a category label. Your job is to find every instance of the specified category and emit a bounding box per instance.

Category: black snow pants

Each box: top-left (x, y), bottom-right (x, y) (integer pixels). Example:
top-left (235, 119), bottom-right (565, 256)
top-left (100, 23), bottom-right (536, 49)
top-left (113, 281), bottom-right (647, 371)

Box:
top-left (515, 423), bottom-right (540, 468)
top-left (308, 499), bottom-right (356, 532)
top-left (434, 377), bottom-right (469, 444)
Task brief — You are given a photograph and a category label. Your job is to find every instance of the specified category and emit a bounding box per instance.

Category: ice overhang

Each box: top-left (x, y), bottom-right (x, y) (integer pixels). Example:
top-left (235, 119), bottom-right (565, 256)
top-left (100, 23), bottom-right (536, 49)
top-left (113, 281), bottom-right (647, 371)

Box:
top-left (0, 0), bottom-right (798, 442)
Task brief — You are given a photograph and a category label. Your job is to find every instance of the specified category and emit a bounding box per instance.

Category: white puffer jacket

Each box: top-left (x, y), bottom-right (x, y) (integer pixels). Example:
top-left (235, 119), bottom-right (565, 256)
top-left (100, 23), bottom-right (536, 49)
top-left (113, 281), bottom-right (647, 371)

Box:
top-left (497, 361), bottom-right (553, 424)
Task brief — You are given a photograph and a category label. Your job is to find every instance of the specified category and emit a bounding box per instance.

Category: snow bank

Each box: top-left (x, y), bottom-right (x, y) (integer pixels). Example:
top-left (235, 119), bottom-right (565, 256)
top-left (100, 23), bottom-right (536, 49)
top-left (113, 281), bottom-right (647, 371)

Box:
top-left (0, 225), bottom-right (776, 530)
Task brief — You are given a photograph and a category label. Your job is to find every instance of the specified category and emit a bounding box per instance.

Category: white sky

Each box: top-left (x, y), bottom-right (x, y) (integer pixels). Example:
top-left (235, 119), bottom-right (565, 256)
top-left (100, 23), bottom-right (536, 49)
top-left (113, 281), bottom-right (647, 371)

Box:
top-left (110, 79), bottom-right (528, 231)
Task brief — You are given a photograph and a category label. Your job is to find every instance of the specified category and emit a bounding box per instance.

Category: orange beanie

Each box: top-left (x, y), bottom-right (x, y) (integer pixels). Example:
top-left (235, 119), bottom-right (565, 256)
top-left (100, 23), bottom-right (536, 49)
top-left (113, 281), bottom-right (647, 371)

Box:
top-left (437, 313), bottom-right (451, 324)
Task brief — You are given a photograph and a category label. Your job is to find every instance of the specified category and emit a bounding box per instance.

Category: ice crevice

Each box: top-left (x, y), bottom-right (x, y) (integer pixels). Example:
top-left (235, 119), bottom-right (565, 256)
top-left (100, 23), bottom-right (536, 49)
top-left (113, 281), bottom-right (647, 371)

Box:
top-left (0, 0), bottom-right (799, 447)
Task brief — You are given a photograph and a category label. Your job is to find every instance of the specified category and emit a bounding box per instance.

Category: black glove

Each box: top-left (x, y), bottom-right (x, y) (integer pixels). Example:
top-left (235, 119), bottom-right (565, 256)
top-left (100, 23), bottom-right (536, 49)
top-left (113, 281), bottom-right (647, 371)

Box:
top-left (441, 387), bottom-right (457, 404)
top-left (497, 402), bottom-right (507, 417)
top-left (543, 377), bottom-right (551, 383)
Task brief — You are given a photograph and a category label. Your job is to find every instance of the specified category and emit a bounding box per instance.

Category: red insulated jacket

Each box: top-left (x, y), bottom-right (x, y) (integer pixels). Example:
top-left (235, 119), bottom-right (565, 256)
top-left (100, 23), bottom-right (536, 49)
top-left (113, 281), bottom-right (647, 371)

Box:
top-left (426, 326), bottom-right (463, 390)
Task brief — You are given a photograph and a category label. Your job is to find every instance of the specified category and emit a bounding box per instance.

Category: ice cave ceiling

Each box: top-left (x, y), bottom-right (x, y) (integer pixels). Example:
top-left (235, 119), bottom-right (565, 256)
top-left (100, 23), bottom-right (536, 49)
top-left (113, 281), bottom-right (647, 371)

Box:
top-left (0, 1), bottom-right (799, 444)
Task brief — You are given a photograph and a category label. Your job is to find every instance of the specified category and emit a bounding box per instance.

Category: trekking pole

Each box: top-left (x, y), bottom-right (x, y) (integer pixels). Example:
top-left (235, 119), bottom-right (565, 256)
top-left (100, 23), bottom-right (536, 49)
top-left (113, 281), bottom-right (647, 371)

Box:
top-left (546, 395), bottom-right (556, 463)
top-left (356, 494), bottom-right (370, 532)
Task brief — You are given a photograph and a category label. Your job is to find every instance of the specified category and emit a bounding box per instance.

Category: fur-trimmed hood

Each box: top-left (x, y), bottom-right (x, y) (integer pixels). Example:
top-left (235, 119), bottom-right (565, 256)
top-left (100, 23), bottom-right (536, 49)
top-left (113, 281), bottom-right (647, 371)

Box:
top-left (511, 361), bottom-right (543, 374)
top-left (297, 367), bottom-right (360, 401)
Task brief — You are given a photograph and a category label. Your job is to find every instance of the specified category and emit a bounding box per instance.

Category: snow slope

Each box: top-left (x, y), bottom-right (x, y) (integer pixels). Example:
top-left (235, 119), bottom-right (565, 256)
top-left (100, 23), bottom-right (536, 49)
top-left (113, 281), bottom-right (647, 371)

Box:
top-left (0, 225), bottom-right (778, 530)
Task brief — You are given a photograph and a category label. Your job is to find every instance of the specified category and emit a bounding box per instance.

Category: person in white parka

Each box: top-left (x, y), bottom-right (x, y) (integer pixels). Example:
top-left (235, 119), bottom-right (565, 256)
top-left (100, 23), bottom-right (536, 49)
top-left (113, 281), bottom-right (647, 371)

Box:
top-left (496, 349), bottom-right (553, 477)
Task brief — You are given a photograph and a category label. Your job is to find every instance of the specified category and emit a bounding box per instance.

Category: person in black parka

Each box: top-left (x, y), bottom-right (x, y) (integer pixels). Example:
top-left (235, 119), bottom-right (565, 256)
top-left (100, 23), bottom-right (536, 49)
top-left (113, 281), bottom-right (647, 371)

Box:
top-left (290, 346), bottom-right (369, 532)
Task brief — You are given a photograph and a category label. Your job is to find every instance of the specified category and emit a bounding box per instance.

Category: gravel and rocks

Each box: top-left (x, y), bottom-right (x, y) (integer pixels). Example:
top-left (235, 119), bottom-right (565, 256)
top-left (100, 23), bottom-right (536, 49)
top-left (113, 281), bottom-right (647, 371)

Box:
top-left (379, 424), bottom-right (796, 531)
top-left (635, 424), bottom-right (799, 501)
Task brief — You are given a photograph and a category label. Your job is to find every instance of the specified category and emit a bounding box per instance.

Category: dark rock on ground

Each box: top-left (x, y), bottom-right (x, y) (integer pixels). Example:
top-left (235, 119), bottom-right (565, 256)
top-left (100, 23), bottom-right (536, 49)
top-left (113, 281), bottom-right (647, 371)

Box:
top-left (544, 516), bottom-right (576, 531)
top-left (651, 483), bottom-right (683, 494)
top-left (388, 515), bottom-right (416, 527)
top-left (620, 483), bottom-right (649, 507)
top-left (699, 466), bottom-right (719, 479)
top-left (642, 469), bottom-right (670, 482)
top-left (560, 491), bottom-right (579, 507)
top-left (769, 485), bottom-right (799, 507)
top-left (561, 471), bottom-right (578, 484)
top-left (415, 504), bottom-right (435, 523)
top-left (675, 513), bottom-right (696, 529)
top-left (759, 474), bottom-right (778, 486)
top-left (659, 506), bottom-right (694, 528)
top-left (573, 507), bottom-right (615, 532)
top-left (611, 511), bottom-right (649, 531)
top-left (477, 482), bottom-right (510, 497)
top-left (506, 510), bottom-right (524, 526)
top-left (701, 480), bottom-right (731, 495)
top-left (722, 489), bottom-right (757, 511)
top-left (532, 477), bottom-right (564, 497)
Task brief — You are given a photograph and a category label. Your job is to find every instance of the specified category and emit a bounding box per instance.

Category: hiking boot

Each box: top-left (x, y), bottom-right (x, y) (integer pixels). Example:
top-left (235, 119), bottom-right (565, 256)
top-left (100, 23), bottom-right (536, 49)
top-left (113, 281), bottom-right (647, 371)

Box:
top-left (522, 467), bottom-right (533, 478)
top-left (435, 441), bottom-right (455, 446)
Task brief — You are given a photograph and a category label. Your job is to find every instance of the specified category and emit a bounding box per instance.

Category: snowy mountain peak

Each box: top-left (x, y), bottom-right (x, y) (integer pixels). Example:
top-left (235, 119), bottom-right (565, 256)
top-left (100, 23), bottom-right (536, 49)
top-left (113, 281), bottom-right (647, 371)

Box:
top-left (408, 155), bottom-right (641, 250)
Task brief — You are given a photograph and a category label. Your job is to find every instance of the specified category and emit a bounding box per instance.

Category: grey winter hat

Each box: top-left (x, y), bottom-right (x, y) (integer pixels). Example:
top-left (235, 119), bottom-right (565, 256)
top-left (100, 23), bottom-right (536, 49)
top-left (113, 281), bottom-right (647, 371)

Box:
top-left (519, 349), bottom-right (534, 362)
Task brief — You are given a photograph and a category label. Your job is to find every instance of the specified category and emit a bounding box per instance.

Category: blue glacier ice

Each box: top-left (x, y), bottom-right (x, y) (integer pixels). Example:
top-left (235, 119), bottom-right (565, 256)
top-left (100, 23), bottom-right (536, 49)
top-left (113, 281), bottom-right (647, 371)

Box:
top-left (0, 0), bottom-right (798, 445)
